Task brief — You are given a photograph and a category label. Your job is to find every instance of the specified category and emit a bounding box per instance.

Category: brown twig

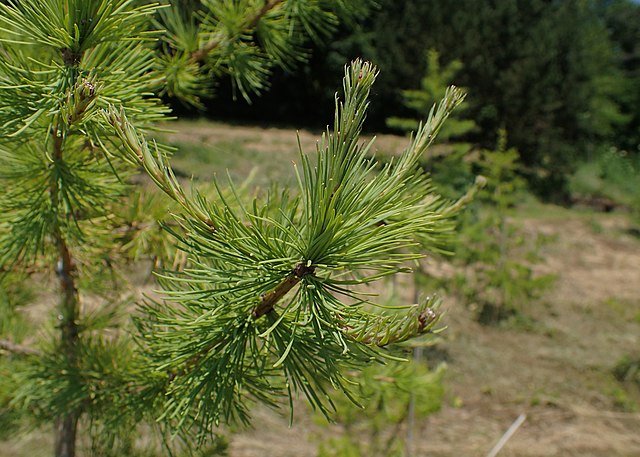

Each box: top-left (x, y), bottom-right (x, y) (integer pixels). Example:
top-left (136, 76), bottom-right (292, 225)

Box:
top-left (51, 110), bottom-right (81, 457)
top-left (61, 49), bottom-right (82, 66)
top-left (252, 261), bottom-right (315, 319)
top-left (165, 261), bottom-right (315, 382)
top-left (0, 339), bottom-right (41, 356)
top-left (248, 0), bottom-right (284, 29)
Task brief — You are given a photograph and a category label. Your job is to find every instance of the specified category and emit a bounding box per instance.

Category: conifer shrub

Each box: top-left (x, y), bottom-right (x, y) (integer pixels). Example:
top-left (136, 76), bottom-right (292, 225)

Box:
top-left (451, 132), bottom-right (556, 323)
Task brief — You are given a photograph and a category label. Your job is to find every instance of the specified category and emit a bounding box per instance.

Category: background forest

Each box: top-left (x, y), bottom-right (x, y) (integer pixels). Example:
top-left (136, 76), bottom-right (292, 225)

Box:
top-left (205, 0), bottom-right (640, 202)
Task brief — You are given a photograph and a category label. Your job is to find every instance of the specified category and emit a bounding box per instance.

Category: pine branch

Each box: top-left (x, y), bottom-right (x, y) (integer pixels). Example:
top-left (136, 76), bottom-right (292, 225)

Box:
top-left (103, 60), bottom-right (477, 439)
top-left (0, 339), bottom-right (41, 356)
top-left (343, 297), bottom-right (441, 347)
top-left (104, 107), bottom-right (217, 234)
top-left (189, 0), bottom-right (285, 63)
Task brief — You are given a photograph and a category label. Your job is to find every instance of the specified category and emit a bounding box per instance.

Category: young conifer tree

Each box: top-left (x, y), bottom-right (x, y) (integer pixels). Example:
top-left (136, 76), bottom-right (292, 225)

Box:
top-left (454, 130), bottom-right (555, 323)
top-left (386, 49), bottom-right (476, 144)
top-left (0, 2), bottom-right (169, 456)
top-left (0, 0), bottom-right (477, 456)
top-left (0, 1), bottom-right (378, 456)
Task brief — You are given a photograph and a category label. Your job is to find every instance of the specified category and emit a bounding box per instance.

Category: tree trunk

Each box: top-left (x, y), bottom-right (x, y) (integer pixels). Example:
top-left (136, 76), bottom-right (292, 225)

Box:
top-left (54, 415), bottom-right (78, 457)
top-left (53, 234), bottom-right (81, 457)
top-left (51, 122), bottom-right (81, 457)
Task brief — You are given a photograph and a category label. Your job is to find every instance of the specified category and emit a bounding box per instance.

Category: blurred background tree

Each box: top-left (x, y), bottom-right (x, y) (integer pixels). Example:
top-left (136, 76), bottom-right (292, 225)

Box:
top-left (206, 0), bottom-right (639, 200)
top-left (385, 49), bottom-right (476, 149)
top-left (451, 131), bottom-right (557, 324)
top-left (599, 0), bottom-right (640, 154)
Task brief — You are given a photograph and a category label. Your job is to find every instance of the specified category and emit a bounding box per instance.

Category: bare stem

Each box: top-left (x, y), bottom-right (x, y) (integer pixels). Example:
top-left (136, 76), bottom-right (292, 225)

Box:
top-left (0, 339), bottom-right (41, 356)
top-left (252, 262), bottom-right (314, 319)
top-left (50, 118), bottom-right (81, 457)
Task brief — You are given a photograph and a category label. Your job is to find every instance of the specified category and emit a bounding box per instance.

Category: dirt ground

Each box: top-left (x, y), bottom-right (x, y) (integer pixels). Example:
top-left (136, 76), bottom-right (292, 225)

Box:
top-left (163, 120), bottom-right (411, 158)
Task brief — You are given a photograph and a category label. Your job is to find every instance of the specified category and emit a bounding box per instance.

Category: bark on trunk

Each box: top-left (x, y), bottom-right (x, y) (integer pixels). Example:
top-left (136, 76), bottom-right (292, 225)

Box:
top-left (54, 415), bottom-right (78, 457)
top-left (53, 230), bottom-right (81, 457)
top-left (51, 119), bottom-right (81, 457)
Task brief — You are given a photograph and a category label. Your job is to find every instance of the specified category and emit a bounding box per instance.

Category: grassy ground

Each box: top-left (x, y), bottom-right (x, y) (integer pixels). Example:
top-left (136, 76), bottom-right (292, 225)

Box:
top-left (2, 120), bottom-right (640, 456)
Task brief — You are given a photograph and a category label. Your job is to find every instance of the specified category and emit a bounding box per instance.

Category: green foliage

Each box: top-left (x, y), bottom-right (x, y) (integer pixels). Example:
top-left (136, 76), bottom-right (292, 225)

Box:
top-left (0, 358), bottom-right (29, 439)
top-left (0, 0), bottom-right (170, 297)
top-left (0, 0), bottom-right (169, 265)
top-left (475, 131), bottom-right (526, 209)
top-left (419, 147), bottom-right (475, 201)
top-left (105, 60), bottom-right (476, 439)
top-left (0, 1), bottom-right (469, 454)
top-left (117, 187), bottom-right (185, 270)
top-left (599, 0), bottom-right (640, 154)
top-left (386, 48), bottom-right (476, 148)
top-left (613, 355), bottom-right (640, 387)
top-left (13, 335), bottom-right (138, 426)
top-left (156, 0), bottom-right (377, 105)
top-left (0, 273), bottom-right (33, 342)
top-left (568, 147), bottom-right (640, 219)
top-left (260, 0), bottom-right (636, 197)
top-left (0, 274), bottom-right (36, 440)
top-left (384, 48), bottom-right (477, 202)
top-left (609, 354), bottom-right (640, 411)
top-left (0, 1), bottom-right (175, 454)
top-left (454, 224), bottom-right (556, 324)
top-left (317, 359), bottom-right (444, 457)
top-left (453, 132), bottom-right (555, 323)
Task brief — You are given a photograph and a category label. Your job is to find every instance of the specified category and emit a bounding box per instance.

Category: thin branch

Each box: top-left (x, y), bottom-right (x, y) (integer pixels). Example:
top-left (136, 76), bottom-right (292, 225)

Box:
top-left (189, 34), bottom-right (223, 64)
top-left (0, 339), bottom-right (41, 356)
top-left (248, 0), bottom-right (284, 29)
top-left (105, 108), bottom-right (217, 233)
top-left (252, 261), bottom-right (314, 319)
top-left (190, 0), bottom-right (285, 63)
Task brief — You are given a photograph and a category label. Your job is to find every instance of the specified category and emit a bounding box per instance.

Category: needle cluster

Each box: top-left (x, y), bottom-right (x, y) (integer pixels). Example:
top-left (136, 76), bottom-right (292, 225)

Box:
top-left (107, 60), bottom-right (475, 437)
